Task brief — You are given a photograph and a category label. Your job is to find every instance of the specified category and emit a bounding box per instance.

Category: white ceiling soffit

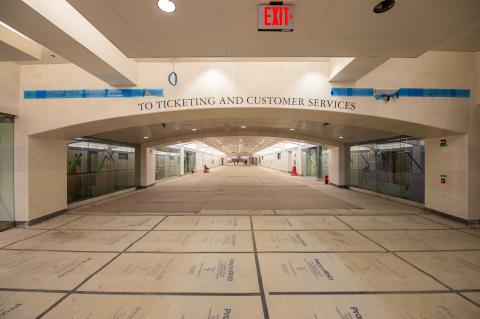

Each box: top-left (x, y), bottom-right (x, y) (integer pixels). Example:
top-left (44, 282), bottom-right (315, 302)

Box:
top-left (328, 56), bottom-right (389, 82)
top-left (434, 21), bottom-right (480, 52)
top-left (90, 117), bottom-right (397, 147)
top-left (0, 21), bottom-right (41, 61)
top-left (66, 0), bottom-right (480, 58)
top-left (0, 0), bottom-right (137, 86)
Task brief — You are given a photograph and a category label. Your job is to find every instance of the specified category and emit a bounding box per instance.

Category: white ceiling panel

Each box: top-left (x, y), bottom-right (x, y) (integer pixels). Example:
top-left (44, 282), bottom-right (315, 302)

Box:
top-left (60, 0), bottom-right (480, 58)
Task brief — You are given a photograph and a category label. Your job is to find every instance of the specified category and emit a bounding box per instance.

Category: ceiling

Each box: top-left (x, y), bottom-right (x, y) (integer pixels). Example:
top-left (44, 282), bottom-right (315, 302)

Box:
top-left (16, 47), bottom-right (69, 64)
top-left (64, 0), bottom-right (480, 58)
top-left (91, 117), bottom-right (397, 155)
top-left (201, 136), bottom-right (281, 156)
top-left (434, 21), bottom-right (480, 52)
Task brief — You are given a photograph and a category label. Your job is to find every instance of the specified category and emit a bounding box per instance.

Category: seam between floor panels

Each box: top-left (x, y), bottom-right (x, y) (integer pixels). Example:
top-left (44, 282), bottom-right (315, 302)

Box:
top-left (35, 216), bottom-right (168, 319)
top-left (0, 229), bottom-right (56, 250)
top-left (250, 216), bottom-right (270, 319)
top-left (354, 228), bottom-right (480, 309)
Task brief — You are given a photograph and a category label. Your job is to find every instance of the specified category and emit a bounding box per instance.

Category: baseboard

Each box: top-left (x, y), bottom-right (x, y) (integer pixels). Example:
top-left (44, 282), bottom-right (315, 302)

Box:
top-left (67, 187), bottom-right (136, 209)
top-left (329, 183), bottom-right (349, 189)
top-left (16, 208), bottom-right (68, 227)
top-left (349, 186), bottom-right (425, 209)
top-left (0, 221), bottom-right (16, 232)
top-left (425, 208), bottom-right (479, 225)
top-left (137, 183), bottom-right (156, 189)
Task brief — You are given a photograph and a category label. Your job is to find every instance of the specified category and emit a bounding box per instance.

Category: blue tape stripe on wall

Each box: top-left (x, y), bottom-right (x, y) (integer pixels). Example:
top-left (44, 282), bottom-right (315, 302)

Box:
top-left (397, 88), bottom-right (470, 98)
top-left (331, 87), bottom-right (470, 98)
top-left (24, 88), bottom-right (164, 99)
top-left (331, 88), bottom-right (374, 97)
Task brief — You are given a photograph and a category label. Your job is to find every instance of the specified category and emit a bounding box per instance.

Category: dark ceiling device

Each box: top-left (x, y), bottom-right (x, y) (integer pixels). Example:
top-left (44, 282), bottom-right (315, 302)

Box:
top-left (373, 0), bottom-right (395, 13)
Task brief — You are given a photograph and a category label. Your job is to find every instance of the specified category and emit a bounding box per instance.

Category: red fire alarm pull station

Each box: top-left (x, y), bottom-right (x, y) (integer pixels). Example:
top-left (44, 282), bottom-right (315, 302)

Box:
top-left (258, 4), bottom-right (294, 32)
top-left (440, 139), bottom-right (448, 147)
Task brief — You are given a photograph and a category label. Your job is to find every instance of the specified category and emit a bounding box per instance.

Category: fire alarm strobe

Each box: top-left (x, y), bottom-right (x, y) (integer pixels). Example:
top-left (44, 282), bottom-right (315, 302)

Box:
top-left (258, 2), bottom-right (294, 32)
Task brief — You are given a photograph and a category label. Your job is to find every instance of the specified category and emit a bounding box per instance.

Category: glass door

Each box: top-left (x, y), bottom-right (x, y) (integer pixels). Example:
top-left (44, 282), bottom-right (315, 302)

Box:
top-left (0, 114), bottom-right (14, 229)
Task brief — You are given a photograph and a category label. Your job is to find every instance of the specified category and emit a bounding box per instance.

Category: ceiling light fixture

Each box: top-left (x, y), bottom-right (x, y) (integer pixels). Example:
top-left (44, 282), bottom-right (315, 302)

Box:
top-left (241, 125), bottom-right (247, 129)
top-left (373, 0), bottom-right (395, 14)
top-left (144, 136), bottom-right (149, 139)
top-left (339, 136), bottom-right (344, 139)
top-left (289, 128), bottom-right (295, 131)
top-left (157, 0), bottom-right (176, 13)
top-left (192, 128), bottom-right (197, 132)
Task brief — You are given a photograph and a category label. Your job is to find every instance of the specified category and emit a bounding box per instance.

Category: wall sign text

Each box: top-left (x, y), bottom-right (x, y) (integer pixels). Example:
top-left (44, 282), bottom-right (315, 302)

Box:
top-left (138, 96), bottom-right (356, 112)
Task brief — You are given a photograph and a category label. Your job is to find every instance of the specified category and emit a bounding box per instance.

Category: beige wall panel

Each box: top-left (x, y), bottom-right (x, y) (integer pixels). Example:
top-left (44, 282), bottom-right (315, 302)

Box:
top-left (18, 53), bottom-right (476, 137)
top-left (468, 117), bottom-right (480, 219)
top-left (27, 136), bottom-right (67, 220)
top-left (0, 62), bottom-right (19, 115)
top-left (425, 135), bottom-right (468, 219)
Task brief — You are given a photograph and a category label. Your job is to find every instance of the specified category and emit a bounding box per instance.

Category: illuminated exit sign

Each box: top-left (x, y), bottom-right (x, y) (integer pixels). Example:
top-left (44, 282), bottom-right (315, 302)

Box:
top-left (258, 4), bottom-right (294, 32)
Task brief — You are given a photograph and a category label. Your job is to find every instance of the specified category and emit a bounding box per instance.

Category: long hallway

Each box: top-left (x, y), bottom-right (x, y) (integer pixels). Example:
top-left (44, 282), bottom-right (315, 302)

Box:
top-left (1, 166), bottom-right (479, 318)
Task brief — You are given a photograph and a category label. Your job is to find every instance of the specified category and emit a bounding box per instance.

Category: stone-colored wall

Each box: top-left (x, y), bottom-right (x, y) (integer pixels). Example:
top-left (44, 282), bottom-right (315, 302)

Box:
top-left (194, 152), bottom-right (223, 172)
top-left (140, 145), bottom-right (156, 187)
top-left (0, 62), bottom-right (19, 116)
top-left (260, 151), bottom-right (290, 172)
top-left (467, 107), bottom-right (480, 220)
top-left (18, 54), bottom-right (475, 137)
top-left (10, 51), bottom-right (480, 221)
top-left (27, 137), bottom-right (66, 220)
top-left (425, 136), bottom-right (469, 219)
top-left (260, 148), bottom-right (302, 175)
top-left (328, 145), bottom-right (346, 187)
top-left (476, 51), bottom-right (480, 105)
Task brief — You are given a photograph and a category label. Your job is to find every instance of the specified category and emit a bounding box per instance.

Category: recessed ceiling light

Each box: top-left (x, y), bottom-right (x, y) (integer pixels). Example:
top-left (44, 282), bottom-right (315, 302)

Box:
top-left (144, 136), bottom-right (149, 139)
top-left (158, 0), bottom-right (176, 13)
top-left (373, 0), bottom-right (395, 14)
top-left (192, 128), bottom-right (197, 132)
top-left (241, 125), bottom-right (247, 129)
top-left (289, 128), bottom-right (295, 131)
top-left (339, 136), bottom-right (344, 139)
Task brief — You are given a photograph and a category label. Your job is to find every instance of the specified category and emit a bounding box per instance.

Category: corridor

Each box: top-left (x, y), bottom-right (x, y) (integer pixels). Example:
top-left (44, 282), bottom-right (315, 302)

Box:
top-left (0, 166), bottom-right (479, 318)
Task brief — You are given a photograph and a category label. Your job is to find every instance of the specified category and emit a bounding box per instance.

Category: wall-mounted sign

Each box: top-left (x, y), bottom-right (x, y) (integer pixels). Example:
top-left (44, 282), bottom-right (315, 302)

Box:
top-left (137, 96), bottom-right (356, 112)
top-left (258, 4), bottom-right (294, 32)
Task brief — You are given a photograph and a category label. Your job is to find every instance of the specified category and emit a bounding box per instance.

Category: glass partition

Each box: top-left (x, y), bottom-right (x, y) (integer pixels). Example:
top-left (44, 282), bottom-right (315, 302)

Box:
top-left (348, 136), bottom-right (424, 203)
top-left (67, 139), bottom-right (136, 203)
top-left (155, 146), bottom-right (181, 180)
top-left (302, 146), bottom-right (320, 178)
top-left (184, 151), bottom-right (196, 174)
top-left (0, 114), bottom-right (14, 229)
top-left (320, 147), bottom-right (329, 180)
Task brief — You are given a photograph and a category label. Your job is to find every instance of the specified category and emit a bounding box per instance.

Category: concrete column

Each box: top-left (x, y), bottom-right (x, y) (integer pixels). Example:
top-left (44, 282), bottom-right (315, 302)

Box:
top-left (425, 136), bottom-right (468, 219)
top-left (425, 126), bottom-right (480, 221)
top-left (14, 134), bottom-right (67, 222)
top-left (328, 144), bottom-right (346, 187)
top-left (180, 145), bottom-right (185, 176)
top-left (139, 144), bottom-right (156, 188)
top-left (468, 128), bottom-right (480, 220)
